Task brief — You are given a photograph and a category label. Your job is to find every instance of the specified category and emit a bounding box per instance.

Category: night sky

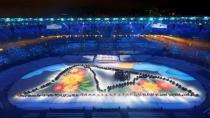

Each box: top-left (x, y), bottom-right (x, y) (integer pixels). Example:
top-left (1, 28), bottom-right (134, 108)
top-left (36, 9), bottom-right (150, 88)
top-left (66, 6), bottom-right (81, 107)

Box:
top-left (0, 0), bottom-right (209, 17)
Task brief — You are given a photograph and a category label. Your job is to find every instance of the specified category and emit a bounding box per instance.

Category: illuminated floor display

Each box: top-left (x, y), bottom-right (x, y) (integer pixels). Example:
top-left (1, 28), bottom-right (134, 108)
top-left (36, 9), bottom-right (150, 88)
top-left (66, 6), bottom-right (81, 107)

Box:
top-left (9, 63), bottom-right (205, 109)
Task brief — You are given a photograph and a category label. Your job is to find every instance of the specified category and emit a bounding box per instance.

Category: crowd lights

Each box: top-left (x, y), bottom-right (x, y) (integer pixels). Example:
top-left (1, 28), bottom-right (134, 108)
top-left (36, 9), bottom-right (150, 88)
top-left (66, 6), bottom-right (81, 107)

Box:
top-left (51, 34), bottom-right (103, 39)
top-left (112, 34), bottom-right (142, 38)
top-left (1, 17), bottom-right (209, 23)
top-left (38, 34), bottom-right (104, 41)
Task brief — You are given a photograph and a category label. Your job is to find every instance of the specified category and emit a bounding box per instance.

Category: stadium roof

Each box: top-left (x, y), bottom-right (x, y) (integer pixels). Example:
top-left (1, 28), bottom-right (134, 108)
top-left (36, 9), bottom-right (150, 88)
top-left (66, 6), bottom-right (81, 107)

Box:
top-left (0, 0), bottom-right (209, 17)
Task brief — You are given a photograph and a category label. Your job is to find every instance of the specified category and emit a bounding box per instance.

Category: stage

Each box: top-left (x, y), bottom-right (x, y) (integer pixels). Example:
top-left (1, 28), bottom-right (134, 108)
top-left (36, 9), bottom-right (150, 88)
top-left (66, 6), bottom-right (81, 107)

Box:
top-left (2, 55), bottom-right (206, 110)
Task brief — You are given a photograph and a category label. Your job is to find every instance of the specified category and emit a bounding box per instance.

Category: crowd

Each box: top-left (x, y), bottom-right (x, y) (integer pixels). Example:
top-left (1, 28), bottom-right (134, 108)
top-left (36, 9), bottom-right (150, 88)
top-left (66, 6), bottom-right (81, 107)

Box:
top-left (0, 21), bottom-right (210, 72)
top-left (0, 21), bottom-right (209, 42)
top-left (0, 37), bottom-right (210, 72)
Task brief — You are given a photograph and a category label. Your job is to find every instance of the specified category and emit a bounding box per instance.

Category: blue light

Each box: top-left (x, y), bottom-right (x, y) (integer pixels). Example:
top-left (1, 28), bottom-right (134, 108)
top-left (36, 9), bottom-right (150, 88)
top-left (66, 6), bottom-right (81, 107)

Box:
top-left (139, 18), bottom-right (144, 21)
top-left (5, 18), bottom-right (10, 22)
top-left (69, 18), bottom-right (74, 21)
top-left (105, 18), bottom-right (109, 20)
top-left (149, 17), bottom-right (154, 21)
top-left (17, 18), bottom-right (23, 22)
top-left (95, 18), bottom-right (101, 21)
top-left (130, 18), bottom-right (134, 20)
top-left (190, 17), bottom-right (196, 20)
top-left (158, 18), bottom-right (163, 21)
top-left (78, 18), bottom-right (83, 20)
top-left (0, 16), bottom-right (209, 23)
top-left (204, 17), bottom-right (209, 20)
top-left (87, 18), bottom-right (92, 21)
top-left (60, 18), bottom-right (64, 21)
top-left (113, 18), bottom-right (119, 21)
top-left (39, 18), bottom-right (43, 21)
top-left (122, 18), bottom-right (126, 20)
top-left (170, 17), bottom-right (175, 20)
top-left (50, 18), bottom-right (54, 21)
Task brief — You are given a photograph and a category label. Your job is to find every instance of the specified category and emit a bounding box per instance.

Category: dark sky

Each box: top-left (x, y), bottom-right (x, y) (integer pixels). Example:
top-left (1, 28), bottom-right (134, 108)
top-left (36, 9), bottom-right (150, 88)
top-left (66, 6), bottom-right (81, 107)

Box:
top-left (0, 0), bottom-right (209, 17)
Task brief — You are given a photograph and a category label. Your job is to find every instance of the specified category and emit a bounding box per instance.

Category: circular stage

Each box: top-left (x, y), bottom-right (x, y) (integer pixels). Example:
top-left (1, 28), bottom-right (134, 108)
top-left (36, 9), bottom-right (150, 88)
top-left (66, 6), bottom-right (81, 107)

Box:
top-left (8, 61), bottom-right (205, 109)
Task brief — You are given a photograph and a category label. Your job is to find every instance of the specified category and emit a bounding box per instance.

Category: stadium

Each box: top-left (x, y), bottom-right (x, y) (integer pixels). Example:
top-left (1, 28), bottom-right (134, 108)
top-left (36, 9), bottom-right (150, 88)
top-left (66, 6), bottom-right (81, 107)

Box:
top-left (0, 1), bottom-right (210, 118)
top-left (0, 17), bottom-right (209, 118)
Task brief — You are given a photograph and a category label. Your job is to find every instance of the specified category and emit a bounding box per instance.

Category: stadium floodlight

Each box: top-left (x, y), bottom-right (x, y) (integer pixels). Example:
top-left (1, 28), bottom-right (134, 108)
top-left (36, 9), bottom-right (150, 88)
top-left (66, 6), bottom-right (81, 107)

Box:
top-left (130, 17), bottom-right (134, 20)
top-left (204, 16), bottom-right (209, 20)
top-left (17, 18), bottom-right (23, 22)
top-left (170, 17), bottom-right (175, 20)
top-left (95, 18), bottom-right (101, 21)
top-left (113, 18), bottom-right (119, 21)
top-left (60, 18), bottom-right (65, 21)
top-left (69, 18), bottom-right (74, 21)
top-left (149, 17), bottom-right (154, 21)
top-left (78, 18), bottom-right (83, 20)
top-left (39, 18), bottom-right (43, 21)
top-left (5, 18), bottom-right (10, 22)
top-left (122, 18), bottom-right (126, 20)
top-left (87, 18), bottom-right (92, 21)
top-left (104, 18), bottom-right (110, 21)
top-left (139, 18), bottom-right (144, 21)
top-left (158, 18), bottom-right (163, 21)
top-left (50, 18), bottom-right (54, 21)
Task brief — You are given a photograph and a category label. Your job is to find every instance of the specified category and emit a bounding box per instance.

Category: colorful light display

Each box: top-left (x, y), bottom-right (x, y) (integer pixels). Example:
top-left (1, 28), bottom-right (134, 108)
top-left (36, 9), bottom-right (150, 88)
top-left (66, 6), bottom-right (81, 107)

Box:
top-left (51, 67), bottom-right (94, 93)
top-left (130, 79), bottom-right (175, 94)
top-left (10, 63), bottom-right (204, 109)
top-left (17, 64), bottom-right (199, 97)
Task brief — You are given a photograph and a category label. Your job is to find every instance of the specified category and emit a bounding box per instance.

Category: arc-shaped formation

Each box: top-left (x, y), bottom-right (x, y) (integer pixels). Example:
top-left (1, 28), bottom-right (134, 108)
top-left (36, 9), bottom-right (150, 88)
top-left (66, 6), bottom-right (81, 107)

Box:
top-left (17, 64), bottom-right (199, 98)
